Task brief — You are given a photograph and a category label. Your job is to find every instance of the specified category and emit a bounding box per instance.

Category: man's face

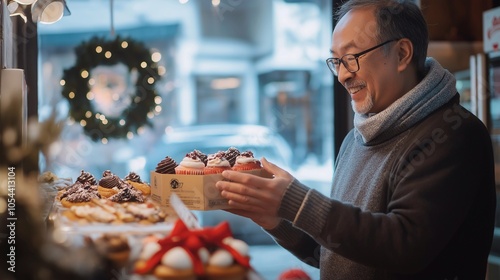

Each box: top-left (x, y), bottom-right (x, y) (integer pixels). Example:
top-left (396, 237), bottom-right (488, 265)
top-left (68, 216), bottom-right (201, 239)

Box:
top-left (331, 7), bottom-right (401, 114)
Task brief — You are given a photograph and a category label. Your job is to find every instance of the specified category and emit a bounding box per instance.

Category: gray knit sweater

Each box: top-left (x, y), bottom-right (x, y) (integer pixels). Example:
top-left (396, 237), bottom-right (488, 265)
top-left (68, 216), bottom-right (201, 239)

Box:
top-left (266, 59), bottom-right (496, 279)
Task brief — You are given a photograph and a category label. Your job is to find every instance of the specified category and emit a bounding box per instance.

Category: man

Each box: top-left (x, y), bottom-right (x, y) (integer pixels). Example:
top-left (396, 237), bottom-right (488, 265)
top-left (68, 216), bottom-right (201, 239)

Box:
top-left (216, 0), bottom-right (496, 279)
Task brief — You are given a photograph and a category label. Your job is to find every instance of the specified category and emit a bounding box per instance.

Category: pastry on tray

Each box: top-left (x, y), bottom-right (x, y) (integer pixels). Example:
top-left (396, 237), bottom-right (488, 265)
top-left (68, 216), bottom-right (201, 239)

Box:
top-left (91, 234), bottom-right (131, 268)
top-left (124, 171), bottom-right (151, 195)
top-left (62, 198), bottom-right (169, 224)
top-left (59, 181), bottom-right (101, 208)
top-left (97, 173), bottom-right (121, 198)
top-left (134, 219), bottom-right (251, 280)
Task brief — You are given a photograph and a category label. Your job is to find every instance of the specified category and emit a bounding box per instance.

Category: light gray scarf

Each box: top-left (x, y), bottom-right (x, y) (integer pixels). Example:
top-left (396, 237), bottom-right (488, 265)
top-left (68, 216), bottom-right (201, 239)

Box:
top-left (353, 57), bottom-right (457, 144)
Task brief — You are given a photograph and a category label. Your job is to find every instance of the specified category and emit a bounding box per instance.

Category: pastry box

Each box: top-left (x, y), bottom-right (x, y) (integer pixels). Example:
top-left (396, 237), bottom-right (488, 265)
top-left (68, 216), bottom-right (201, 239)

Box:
top-left (150, 169), bottom-right (271, 210)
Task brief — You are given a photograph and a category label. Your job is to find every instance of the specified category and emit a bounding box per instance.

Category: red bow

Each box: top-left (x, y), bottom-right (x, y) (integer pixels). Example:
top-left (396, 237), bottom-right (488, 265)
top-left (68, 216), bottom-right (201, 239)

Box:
top-left (134, 219), bottom-right (251, 275)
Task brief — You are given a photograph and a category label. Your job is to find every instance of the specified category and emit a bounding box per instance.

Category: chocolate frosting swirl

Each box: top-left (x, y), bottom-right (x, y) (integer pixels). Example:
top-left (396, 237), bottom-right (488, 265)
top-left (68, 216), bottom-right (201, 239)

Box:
top-left (124, 172), bottom-right (142, 183)
top-left (76, 170), bottom-right (97, 185)
top-left (224, 147), bottom-right (240, 166)
top-left (155, 156), bottom-right (178, 174)
top-left (102, 170), bottom-right (113, 177)
top-left (193, 149), bottom-right (208, 165)
top-left (99, 175), bottom-right (121, 189)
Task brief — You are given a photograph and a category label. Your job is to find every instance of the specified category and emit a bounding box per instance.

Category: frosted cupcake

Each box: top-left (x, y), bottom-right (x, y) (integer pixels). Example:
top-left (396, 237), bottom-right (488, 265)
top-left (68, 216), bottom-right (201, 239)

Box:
top-left (204, 151), bottom-right (231, 175)
top-left (98, 173), bottom-right (121, 198)
top-left (232, 151), bottom-right (262, 171)
top-left (175, 151), bottom-right (205, 175)
top-left (155, 156), bottom-right (178, 174)
top-left (193, 149), bottom-right (208, 166)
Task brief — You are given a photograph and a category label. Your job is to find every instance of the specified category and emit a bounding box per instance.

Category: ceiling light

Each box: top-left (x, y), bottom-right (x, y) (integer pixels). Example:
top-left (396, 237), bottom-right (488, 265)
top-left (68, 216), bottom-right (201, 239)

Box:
top-left (31, 0), bottom-right (71, 24)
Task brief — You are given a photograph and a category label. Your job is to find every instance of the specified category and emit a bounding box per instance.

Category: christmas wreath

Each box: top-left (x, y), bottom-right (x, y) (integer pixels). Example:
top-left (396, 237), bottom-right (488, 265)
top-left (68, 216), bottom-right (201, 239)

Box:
top-left (61, 36), bottom-right (161, 142)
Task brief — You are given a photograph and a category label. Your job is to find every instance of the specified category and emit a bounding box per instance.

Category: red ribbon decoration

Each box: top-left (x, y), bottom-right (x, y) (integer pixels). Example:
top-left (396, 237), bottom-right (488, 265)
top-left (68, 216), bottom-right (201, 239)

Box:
top-left (134, 219), bottom-right (251, 275)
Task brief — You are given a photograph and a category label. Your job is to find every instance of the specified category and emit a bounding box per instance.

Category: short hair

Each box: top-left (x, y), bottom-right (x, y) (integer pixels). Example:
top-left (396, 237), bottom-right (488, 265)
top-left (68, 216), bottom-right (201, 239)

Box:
top-left (335, 0), bottom-right (428, 78)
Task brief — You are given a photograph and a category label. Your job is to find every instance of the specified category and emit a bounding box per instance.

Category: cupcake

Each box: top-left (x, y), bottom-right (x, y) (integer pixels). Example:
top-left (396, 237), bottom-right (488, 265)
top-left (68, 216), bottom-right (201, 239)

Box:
top-left (204, 151), bottom-right (231, 175)
top-left (76, 170), bottom-right (97, 185)
top-left (60, 182), bottom-right (101, 208)
top-left (98, 173), bottom-right (121, 198)
top-left (124, 172), bottom-right (151, 195)
top-left (108, 183), bottom-right (145, 203)
top-left (224, 147), bottom-right (240, 167)
top-left (155, 156), bottom-right (178, 174)
top-left (193, 149), bottom-right (208, 166)
top-left (175, 151), bottom-right (205, 175)
top-left (232, 151), bottom-right (262, 171)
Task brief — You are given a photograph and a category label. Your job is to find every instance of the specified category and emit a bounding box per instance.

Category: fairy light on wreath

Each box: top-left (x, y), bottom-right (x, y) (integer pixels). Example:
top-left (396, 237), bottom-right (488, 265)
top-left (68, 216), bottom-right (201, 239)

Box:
top-left (60, 36), bottom-right (164, 142)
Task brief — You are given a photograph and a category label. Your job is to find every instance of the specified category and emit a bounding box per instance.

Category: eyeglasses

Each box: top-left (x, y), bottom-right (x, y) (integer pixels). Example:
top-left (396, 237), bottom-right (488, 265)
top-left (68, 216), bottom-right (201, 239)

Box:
top-left (326, 39), bottom-right (399, 76)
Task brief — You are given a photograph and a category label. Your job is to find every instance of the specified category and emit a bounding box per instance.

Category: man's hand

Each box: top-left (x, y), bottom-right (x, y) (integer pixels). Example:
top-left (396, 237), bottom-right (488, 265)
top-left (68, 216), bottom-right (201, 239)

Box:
top-left (216, 157), bottom-right (294, 229)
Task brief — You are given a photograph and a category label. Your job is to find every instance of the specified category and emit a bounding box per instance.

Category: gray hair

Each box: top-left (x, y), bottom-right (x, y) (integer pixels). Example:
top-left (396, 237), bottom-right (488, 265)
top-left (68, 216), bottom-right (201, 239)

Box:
top-left (335, 0), bottom-right (428, 78)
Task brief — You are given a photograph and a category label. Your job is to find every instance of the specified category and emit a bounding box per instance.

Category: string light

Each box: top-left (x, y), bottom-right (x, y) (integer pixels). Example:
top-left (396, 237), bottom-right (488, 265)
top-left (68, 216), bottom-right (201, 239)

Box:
top-left (151, 52), bottom-right (161, 62)
top-left (101, 138), bottom-right (108, 144)
top-left (62, 36), bottom-right (161, 141)
top-left (127, 132), bottom-right (134, 139)
top-left (158, 66), bottom-right (166, 76)
top-left (80, 120), bottom-right (87, 126)
top-left (154, 96), bottom-right (162, 104)
top-left (137, 127), bottom-right (145, 135)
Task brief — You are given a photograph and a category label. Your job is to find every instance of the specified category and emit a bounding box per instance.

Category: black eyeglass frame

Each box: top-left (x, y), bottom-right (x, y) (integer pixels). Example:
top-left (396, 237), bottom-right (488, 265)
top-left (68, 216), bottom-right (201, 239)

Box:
top-left (326, 39), bottom-right (400, 76)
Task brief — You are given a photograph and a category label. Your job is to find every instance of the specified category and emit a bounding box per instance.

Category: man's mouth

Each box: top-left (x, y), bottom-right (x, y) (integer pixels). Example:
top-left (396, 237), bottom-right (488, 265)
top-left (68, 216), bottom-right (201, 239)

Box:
top-left (347, 85), bottom-right (365, 94)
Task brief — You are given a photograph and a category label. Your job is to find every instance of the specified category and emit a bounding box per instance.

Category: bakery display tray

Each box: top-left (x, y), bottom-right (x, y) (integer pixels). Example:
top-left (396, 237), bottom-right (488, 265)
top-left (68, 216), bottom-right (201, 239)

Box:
top-left (47, 200), bottom-right (176, 235)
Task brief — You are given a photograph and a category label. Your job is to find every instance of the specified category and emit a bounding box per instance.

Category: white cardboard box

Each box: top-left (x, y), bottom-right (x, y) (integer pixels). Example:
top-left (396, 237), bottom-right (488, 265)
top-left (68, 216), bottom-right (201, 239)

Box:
top-left (150, 169), bottom-right (268, 210)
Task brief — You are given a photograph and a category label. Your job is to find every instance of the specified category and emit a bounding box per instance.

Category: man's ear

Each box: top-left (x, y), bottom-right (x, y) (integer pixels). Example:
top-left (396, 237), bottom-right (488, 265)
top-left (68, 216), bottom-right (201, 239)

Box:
top-left (397, 38), bottom-right (413, 72)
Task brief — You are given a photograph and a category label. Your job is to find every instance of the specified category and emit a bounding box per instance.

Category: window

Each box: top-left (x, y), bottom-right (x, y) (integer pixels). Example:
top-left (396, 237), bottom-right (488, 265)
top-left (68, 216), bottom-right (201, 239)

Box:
top-left (38, 1), bottom-right (332, 277)
top-left (38, 0), bottom-right (333, 193)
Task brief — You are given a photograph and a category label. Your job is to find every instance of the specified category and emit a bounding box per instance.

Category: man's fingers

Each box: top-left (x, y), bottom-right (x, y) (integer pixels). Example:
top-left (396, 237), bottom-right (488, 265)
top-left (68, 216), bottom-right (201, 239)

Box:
top-left (219, 170), bottom-right (267, 187)
top-left (261, 157), bottom-right (292, 178)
